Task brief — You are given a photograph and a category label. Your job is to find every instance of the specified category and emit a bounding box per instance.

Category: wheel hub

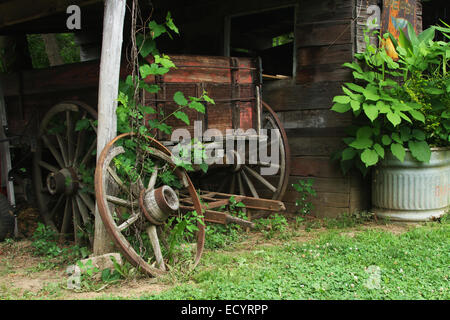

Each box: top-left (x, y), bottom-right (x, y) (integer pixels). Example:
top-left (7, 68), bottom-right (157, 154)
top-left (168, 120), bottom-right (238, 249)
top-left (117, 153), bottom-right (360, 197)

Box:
top-left (139, 185), bottom-right (179, 225)
top-left (46, 168), bottom-right (78, 195)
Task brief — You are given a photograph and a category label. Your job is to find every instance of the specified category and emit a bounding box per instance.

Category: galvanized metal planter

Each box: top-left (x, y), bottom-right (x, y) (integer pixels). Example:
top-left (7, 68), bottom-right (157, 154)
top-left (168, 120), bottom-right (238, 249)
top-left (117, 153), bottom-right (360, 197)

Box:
top-left (372, 148), bottom-right (450, 222)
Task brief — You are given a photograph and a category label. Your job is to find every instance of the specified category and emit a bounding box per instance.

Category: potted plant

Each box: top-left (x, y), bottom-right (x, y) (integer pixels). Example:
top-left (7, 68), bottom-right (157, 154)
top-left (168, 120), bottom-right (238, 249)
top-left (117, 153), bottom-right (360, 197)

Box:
top-left (331, 23), bottom-right (450, 222)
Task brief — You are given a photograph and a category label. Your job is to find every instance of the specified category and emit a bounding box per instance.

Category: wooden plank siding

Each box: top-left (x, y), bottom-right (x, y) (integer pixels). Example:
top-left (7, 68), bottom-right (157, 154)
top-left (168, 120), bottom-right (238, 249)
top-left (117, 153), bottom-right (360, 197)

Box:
top-left (263, 0), bottom-right (371, 217)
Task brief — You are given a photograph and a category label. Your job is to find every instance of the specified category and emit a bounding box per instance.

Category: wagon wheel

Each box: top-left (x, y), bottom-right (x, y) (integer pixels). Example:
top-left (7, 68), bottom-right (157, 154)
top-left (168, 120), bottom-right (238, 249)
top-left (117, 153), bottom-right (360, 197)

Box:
top-left (95, 132), bottom-right (205, 277)
top-left (32, 101), bottom-right (97, 244)
top-left (196, 101), bottom-right (290, 201)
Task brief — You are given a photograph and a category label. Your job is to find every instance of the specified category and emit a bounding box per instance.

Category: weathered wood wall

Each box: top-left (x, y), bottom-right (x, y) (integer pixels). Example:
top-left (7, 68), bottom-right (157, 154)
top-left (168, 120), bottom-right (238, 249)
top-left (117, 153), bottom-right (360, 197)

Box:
top-left (152, 0), bottom-right (373, 218)
top-left (263, 0), bottom-right (370, 217)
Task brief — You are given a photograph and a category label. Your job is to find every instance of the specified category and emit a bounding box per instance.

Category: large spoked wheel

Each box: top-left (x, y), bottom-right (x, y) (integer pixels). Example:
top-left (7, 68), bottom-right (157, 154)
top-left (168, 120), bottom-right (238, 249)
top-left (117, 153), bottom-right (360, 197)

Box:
top-left (32, 101), bottom-right (98, 244)
top-left (195, 101), bottom-right (290, 201)
top-left (95, 132), bottom-right (205, 277)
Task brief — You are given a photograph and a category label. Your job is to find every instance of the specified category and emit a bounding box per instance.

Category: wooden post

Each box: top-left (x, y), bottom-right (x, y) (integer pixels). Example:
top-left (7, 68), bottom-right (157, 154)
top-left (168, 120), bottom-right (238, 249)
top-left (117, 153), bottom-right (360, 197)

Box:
top-left (41, 34), bottom-right (64, 66)
top-left (93, 0), bottom-right (126, 255)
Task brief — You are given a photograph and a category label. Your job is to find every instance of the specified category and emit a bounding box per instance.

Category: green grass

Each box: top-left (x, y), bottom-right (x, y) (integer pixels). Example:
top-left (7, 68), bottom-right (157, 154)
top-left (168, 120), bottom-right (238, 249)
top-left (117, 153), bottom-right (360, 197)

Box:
top-left (139, 220), bottom-right (449, 300)
top-left (1, 215), bottom-right (448, 300)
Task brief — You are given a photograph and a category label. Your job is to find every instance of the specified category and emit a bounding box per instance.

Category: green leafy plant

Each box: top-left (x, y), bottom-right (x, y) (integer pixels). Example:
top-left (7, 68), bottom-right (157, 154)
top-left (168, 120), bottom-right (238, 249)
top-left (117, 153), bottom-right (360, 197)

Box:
top-left (76, 259), bottom-right (99, 278)
top-left (399, 22), bottom-right (450, 147)
top-left (255, 213), bottom-right (288, 239)
top-left (31, 223), bottom-right (90, 265)
top-left (163, 210), bottom-right (205, 264)
top-left (111, 13), bottom-right (216, 269)
top-left (117, 12), bottom-right (214, 145)
top-left (204, 197), bottom-right (248, 249)
top-left (331, 24), bottom-right (450, 175)
top-left (292, 178), bottom-right (317, 216)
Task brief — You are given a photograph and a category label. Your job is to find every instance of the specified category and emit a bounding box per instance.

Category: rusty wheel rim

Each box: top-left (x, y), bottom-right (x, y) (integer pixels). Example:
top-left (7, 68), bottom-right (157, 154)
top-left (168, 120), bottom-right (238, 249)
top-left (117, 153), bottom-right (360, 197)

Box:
top-left (95, 132), bottom-right (205, 277)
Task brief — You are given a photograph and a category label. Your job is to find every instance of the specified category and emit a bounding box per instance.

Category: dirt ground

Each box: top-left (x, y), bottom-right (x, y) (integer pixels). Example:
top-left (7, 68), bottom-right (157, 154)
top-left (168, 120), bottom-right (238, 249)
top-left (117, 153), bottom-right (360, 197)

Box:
top-left (0, 221), bottom-right (411, 300)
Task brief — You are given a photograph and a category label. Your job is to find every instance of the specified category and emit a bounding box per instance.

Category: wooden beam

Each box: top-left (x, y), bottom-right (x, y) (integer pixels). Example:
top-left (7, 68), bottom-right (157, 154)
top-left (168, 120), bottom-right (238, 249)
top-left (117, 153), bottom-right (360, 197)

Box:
top-left (0, 0), bottom-right (102, 29)
top-left (0, 78), bottom-right (15, 209)
top-left (93, 0), bottom-right (126, 256)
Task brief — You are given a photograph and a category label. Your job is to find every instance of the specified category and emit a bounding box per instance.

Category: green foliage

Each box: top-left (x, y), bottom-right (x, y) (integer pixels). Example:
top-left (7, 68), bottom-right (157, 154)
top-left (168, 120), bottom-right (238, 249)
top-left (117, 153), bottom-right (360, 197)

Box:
top-left (31, 223), bottom-right (90, 266)
top-left (255, 214), bottom-right (289, 240)
top-left (27, 33), bottom-right (80, 69)
top-left (322, 211), bottom-right (374, 229)
top-left (76, 259), bottom-right (99, 277)
top-left (56, 33), bottom-right (81, 64)
top-left (163, 210), bottom-right (205, 264)
top-left (292, 178), bottom-right (317, 216)
top-left (332, 24), bottom-right (450, 174)
top-left (27, 34), bottom-right (49, 68)
top-left (272, 32), bottom-right (294, 47)
top-left (116, 12), bottom-right (214, 178)
top-left (204, 197), bottom-right (247, 249)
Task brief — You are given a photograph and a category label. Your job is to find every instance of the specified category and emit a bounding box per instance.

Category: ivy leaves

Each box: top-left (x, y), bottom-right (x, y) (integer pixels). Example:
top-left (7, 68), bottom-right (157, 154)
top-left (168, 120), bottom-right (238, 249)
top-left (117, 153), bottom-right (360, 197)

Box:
top-left (117, 11), bottom-right (215, 176)
top-left (172, 91), bottom-right (214, 125)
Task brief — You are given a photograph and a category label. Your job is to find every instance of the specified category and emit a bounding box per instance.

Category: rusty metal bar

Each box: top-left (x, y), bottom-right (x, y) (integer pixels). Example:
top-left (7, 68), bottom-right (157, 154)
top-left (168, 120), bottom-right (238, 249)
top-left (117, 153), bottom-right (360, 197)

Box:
top-left (179, 205), bottom-right (255, 229)
top-left (173, 64), bottom-right (257, 71)
top-left (197, 191), bottom-right (286, 212)
top-left (144, 97), bottom-right (257, 103)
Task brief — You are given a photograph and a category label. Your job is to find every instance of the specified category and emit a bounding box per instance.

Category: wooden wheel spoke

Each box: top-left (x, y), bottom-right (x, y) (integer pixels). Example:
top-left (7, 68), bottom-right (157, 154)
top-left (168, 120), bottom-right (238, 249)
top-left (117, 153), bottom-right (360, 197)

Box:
top-left (60, 198), bottom-right (71, 236)
top-left (66, 110), bottom-right (75, 166)
top-left (55, 133), bottom-right (69, 167)
top-left (78, 191), bottom-right (95, 214)
top-left (117, 213), bottom-right (140, 231)
top-left (237, 172), bottom-right (245, 196)
top-left (229, 174), bottom-right (236, 194)
top-left (71, 197), bottom-right (82, 244)
top-left (42, 135), bottom-right (65, 169)
top-left (73, 114), bottom-right (87, 166)
top-left (147, 225), bottom-right (166, 271)
top-left (241, 169), bottom-right (259, 198)
top-left (89, 119), bottom-right (97, 134)
top-left (106, 195), bottom-right (137, 208)
top-left (147, 166), bottom-right (158, 190)
top-left (49, 194), bottom-right (65, 219)
top-left (39, 160), bottom-right (59, 173)
top-left (107, 167), bottom-right (130, 195)
top-left (131, 177), bottom-right (144, 198)
top-left (80, 137), bottom-right (97, 167)
top-left (243, 165), bottom-right (277, 193)
top-left (75, 195), bottom-right (90, 224)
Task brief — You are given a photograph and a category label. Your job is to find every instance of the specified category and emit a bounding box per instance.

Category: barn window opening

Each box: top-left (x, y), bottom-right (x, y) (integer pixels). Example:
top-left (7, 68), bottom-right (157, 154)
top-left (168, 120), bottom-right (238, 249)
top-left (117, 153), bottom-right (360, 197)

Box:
top-left (226, 6), bottom-right (295, 80)
top-left (26, 33), bottom-right (84, 69)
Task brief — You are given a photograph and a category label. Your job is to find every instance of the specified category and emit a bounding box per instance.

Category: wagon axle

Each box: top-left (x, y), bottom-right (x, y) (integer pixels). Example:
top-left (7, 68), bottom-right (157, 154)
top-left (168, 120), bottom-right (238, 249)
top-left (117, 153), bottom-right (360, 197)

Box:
top-left (139, 185), bottom-right (179, 225)
top-left (46, 167), bottom-right (79, 196)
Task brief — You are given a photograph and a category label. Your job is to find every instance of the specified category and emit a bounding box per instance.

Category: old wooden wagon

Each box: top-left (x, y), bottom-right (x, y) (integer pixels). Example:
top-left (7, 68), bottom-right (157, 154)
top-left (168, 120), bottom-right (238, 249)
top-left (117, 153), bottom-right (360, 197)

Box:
top-left (0, 0), bottom-right (436, 273)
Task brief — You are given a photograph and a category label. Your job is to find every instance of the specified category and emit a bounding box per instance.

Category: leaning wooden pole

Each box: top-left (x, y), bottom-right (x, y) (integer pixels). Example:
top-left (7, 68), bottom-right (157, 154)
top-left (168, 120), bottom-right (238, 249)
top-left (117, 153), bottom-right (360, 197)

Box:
top-left (94, 0), bottom-right (126, 255)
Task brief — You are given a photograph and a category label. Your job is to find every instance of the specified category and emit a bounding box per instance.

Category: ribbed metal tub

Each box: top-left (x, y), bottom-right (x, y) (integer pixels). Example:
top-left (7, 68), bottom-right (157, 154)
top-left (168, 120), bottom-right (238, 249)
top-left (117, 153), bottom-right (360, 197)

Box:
top-left (372, 148), bottom-right (450, 222)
